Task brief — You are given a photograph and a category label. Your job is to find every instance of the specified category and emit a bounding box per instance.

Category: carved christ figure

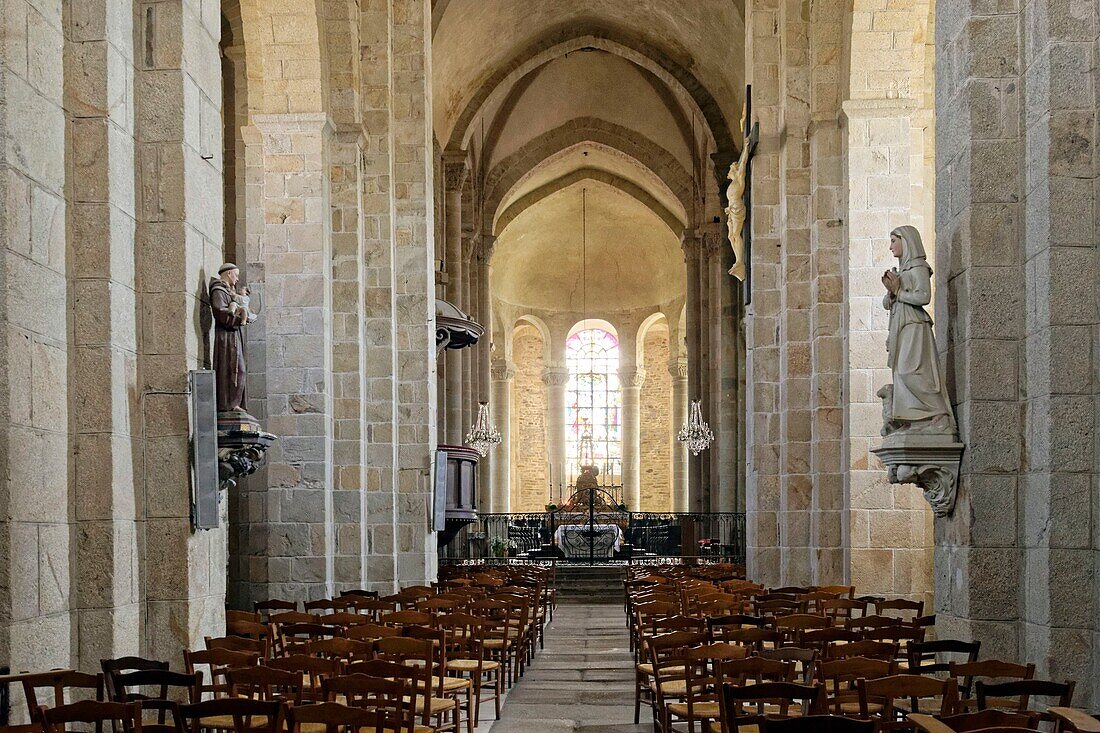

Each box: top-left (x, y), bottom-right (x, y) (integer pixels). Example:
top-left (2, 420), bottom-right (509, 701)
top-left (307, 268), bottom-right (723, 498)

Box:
top-left (879, 226), bottom-right (956, 434)
top-left (725, 125), bottom-right (755, 281)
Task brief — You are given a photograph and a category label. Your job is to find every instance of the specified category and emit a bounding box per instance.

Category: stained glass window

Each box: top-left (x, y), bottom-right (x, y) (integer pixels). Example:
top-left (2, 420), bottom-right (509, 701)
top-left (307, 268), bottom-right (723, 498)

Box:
top-left (565, 327), bottom-right (622, 486)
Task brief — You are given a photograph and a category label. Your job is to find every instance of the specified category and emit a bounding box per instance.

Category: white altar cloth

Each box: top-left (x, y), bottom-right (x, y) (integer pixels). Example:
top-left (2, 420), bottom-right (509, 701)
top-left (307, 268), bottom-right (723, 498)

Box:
top-left (554, 524), bottom-right (623, 557)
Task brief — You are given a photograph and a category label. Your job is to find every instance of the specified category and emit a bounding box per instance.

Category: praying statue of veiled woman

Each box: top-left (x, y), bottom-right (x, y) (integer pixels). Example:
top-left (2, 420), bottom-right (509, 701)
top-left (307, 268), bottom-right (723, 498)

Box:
top-left (878, 226), bottom-right (957, 436)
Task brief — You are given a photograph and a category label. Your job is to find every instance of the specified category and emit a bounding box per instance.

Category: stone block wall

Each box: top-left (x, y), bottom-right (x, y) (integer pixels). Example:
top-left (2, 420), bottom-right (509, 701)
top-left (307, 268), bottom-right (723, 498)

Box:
top-left (511, 327), bottom-right (549, 512)
top-left (640, 326), bottom-right (672, 512)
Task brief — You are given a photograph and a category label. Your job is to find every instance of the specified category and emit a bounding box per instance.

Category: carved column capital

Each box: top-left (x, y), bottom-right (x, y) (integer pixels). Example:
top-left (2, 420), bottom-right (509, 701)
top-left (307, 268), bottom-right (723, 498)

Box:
top-left (668, 358), bottom-right (689, 380)
top-left (478, 234), bottom-right (497, 262)
top-left (619, 367), bottom-right (647, 388)
top-left (541, 366), bottom-right (571, 387)
top-left (442, 150), bottom-right (469, 190)
top-left (490, 359), bottom-right (516, 381)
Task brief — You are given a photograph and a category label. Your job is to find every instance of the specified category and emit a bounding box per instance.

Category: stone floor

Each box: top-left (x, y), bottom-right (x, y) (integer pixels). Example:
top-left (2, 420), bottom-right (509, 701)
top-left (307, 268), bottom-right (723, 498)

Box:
top-left (476, 602), bottom-right (649, 733)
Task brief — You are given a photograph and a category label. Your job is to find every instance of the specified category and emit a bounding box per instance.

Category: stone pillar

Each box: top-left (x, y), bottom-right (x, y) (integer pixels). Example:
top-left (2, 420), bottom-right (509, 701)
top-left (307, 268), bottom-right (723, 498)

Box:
top-left (490, 360), bottom-right (515, 512)
top-left (682, 231), bottom-right (703, 509)
top-left (442, 154), bottom-right (468, 445)
top-left (251, 112), bottom-right (335, 602)
top-left (704, 232), bottom-right (725, 512)
top-left (620, 367), bottom-right (646, 511)
top-left (476, 239), bottom-right (494, 512)
top-left (462, 234), bottom-right (476, 438)
top-left (669, 359), bottom-right (690, 512)
top-left (542, 366), bottom-right (571, 503)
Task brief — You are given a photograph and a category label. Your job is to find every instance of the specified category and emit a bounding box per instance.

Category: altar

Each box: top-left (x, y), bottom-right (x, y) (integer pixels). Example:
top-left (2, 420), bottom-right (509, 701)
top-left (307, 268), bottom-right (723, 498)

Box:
top-left (553, 523), bottom-right (623, 558)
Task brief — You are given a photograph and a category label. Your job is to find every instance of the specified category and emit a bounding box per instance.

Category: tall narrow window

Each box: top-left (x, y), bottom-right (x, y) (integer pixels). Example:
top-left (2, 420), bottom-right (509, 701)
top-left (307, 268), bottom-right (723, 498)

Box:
top-left (565, 327), bottom-right (622, 486)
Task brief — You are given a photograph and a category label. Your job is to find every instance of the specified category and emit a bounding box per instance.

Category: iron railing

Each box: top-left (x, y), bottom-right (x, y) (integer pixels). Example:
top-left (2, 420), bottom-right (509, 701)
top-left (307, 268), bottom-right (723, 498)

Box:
top-left (440, 511), bottom-right (746, 565)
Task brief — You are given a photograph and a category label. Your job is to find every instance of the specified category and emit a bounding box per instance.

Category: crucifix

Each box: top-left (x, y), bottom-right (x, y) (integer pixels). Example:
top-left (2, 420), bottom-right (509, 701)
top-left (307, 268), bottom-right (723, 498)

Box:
top-left (725, 85), bottom-right (759, 301)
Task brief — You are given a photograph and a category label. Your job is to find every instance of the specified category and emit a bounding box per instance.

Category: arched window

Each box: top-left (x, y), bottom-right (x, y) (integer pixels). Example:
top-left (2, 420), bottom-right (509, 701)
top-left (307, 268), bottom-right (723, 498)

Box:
top-left (565, 327), bottom-right (621, 486)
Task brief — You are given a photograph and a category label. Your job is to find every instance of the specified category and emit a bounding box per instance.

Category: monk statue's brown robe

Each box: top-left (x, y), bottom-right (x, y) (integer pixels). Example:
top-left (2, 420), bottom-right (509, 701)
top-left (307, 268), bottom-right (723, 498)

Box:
top-left (210, 278), bottom-right (247, 412)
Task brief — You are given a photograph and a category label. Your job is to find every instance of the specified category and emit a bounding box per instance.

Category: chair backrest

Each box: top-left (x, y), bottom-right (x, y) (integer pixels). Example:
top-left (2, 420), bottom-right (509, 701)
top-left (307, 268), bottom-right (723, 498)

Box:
top-left (110, 669), bottom-right (201, 714)
top-left (226, 665), bottom-right (303, 705)
top-left (760, 648), bottom-right (819, 684)
top-left (321, 674), bottom-right (417, 733)
top-left (267, 655), bottom-right (341, 702)
top-left (948, 659), bottom-right (1035, 701)
top-left (760, 716), bottom-right (875, 733)
top-left (39, 700), bottom-right (142, 733)
top-left (269, 611), bottom-right (316, 625)
top-left (722, 681), bottom-right (826, 729)
top-left (937, 709), bottom-right (1040, 732)
top-left (373, 637), bottom-right (437, 699)
top-left (825, 639), bottom-right (898, 661)
top-left (908, 639), bottom-right (981, 675)
top-left (820, 599), bottom-right (868, 623)
top-left (301, 637), bottom-right (374, 664)
top-left (858, 674), bottom-right (958, 726)
top-left (254, 599), bottom-right (297, 615)
top-left (226, 610), bottom-right (261, 624)
top-left (976, 679), bottom-right (1075, 718)
top-left (22, 671), bottom-right (104, 722)
top-left (178, 697), bottom-right (283, 733)
top-left (101, 657), bottom-right (170, 702)
top-left (816, 656), bottom-right (896, 715)
top-left (184, 648), bottom-right (260, 697)
top-left (873, 598), bottom-right (924, 618)
top-left (284, 701), bottom-right (386, 733)
top-left (205, 635), bottom-right (268, 657)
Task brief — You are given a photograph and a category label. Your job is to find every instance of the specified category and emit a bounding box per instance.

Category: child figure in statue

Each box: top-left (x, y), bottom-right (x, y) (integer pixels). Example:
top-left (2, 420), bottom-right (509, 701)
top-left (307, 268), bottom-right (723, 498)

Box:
top-left (878, 225), bottom-right (956, 436)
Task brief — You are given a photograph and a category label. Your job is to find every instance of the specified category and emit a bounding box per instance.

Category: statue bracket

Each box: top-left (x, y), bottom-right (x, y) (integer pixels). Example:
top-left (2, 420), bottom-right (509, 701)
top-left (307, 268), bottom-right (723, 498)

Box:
top-left (217, 412), bottom-right (277, 490)
top-left (871, 433), bottom-right (964, 517)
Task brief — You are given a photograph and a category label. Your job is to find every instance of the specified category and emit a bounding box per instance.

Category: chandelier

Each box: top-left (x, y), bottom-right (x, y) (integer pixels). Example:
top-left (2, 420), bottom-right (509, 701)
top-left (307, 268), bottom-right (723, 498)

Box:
top-left (678, 400), bottom-right (714, 455)
top-left (465, 402), bottom-right (502, 457)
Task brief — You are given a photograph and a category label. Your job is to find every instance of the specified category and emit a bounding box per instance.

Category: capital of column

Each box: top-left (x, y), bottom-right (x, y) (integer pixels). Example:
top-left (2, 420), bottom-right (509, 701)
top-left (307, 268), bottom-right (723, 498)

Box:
top-left (478, 235), bottom-right (497, 262)
top-left (541, 366), bottom-right (570, 387)
top-left (442, 150), bottom-right (469, 190)
top-left (619, 367), bottom-right (647, 388)
top-left (680, 229), bottom-right (702, 259)
top-left (490, 359), bottom-right (516, 381)
top-left (668, 358), bottom-right (689, 380)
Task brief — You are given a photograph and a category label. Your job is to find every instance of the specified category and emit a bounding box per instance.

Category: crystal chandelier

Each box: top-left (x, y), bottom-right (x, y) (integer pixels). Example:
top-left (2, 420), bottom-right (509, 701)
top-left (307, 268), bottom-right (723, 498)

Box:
top-left (678, 400), bottom-right (714, 455)
top-left (465, 402), bottom-right (502, 457)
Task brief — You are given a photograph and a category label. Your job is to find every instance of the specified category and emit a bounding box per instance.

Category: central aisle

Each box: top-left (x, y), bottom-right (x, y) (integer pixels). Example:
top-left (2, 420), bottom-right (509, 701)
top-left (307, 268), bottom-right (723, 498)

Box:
top-left (479, 602), bottom-right (648, 733)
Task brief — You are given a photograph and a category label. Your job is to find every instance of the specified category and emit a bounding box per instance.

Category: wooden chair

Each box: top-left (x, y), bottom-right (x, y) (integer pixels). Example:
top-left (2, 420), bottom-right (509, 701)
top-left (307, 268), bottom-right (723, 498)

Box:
top-left (39, 700), bottom-right (143, 733)
top-left (284, 701), bottom-right (384, 733)
top-left (1049, 708), bottom-right (1100, 733)
top-left (825, 639), bottom-right (899, 662)
top-left (439, 613), bottom-right (501, 726)
top-left (760, 648), bottom-right (818, 685)
top-left (21, 671), bottom-right (104, 724)
top-left (857, 675), bottom-right (958, 731)
top-left (267, 655), bottom-right (341, 703)
top-left (300, 638), bottom-right (374, 665)
top-left (817, 656), bottom-right (896, 716)
top-left (226, 666), bottom-right (303, 706)
top-left (184, 649), bottom-right (260, 699)
top-left (801, 628), bottom-right (861, 657)
top-left (375, 636), bottom-right (463, 733)
top-left (816, 585), bottom-right (856, 600)
top-left (821, 599), bottom-right (868, 625)
top-left (908, 711), bottom-right (1038, 733)
top-left (774, 615), bottom-right (831, 647)
top-left (760, 716), bottom-right (875, 733)
top-left (976, 679), bottom-right (1075, 728)
top-left (948, 660), bottom-right (1035, 712)
top-left (109, 669), bottom-right (200, 733)
top-left (268, 611), bottom-right (316, 625)
top-left (646, 630), bottom-right (709, 732)
top-left (101, 657), bottom-right (169, 702)
top-left (720, 682), bottom-right (827, 732)
top-left (254, 599), bottom-right (297, 617)
top-left (178, 697), bottom-right (283, 733)
top-left (225, 610), bottom-right (261, 625)
top-left (874, 598), bottom-right (924, 620)
top-left (912, 709), bottom-right (1039, 731)
top-left (205, 635), bottom-right (268, 658)
top-left (666, 643), bottom-right (750, 733)
top-left (907, 640), bottom-right (980, 676)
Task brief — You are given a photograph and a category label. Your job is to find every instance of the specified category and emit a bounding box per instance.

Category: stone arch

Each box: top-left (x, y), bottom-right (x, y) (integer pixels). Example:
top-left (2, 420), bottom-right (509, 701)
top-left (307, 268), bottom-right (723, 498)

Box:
top-left (446, 27), bottom-right (735, 165)
top-left (494, 168), bottom-right (686, 238)
top-left (514, 314), bottom-right (554, 363)
top-left (482, 119), bottom-right (693, 234)
top-left (237, 0), bottom-right (328, 115)
top-left (635, 311), bottom-right (669, 367)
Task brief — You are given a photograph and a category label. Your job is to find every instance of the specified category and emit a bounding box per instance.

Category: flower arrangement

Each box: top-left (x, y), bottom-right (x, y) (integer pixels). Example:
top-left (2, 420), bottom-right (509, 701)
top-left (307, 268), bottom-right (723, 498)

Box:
top-left (490, 537), bottom-right (518, 557)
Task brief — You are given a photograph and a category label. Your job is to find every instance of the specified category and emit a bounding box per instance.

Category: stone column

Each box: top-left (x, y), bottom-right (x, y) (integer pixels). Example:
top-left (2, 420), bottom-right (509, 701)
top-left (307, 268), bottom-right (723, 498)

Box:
top-left (442, 153), bottom-right (468, 445)
top-left (251, 112), bottom-right (335, 602)
top-left (681, 231), bottom-right (703, 509)
top-left (490, 360), bottom-right (515, 512)
top-left (620, 367), bottom-right (646, 511)
top-left (476, 238), bottom-right (494, 512)
top-left (541, 366), bottom-right (571, 503)
top-left (462, 234), bottom-right (476, 437)
top-left (669, 358), bottom-right (690, 512)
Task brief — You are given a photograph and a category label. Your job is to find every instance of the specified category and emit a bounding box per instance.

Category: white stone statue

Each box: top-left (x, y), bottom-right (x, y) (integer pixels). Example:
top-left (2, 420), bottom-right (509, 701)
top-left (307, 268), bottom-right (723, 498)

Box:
top-left (871, 225), bottom-right (963, 517)
top-left (725, 145), bottom-right (751, 281)
top-left (878, 225), bottom-right (956, 436)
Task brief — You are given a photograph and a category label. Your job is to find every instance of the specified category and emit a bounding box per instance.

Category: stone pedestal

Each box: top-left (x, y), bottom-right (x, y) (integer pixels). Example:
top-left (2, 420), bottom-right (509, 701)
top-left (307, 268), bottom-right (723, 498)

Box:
top-left (872, 433), bottom-right (964, 517)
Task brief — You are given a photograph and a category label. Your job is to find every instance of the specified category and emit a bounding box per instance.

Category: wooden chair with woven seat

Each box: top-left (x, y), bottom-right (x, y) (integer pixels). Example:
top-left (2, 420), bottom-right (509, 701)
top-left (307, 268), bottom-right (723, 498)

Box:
top-left (226, 665), bottom-right (304, 706)
top-left (403, 625), bottom-right (474, 733)
top-left (438, 612), bottom-right (501, 726)
top-left (817, 656), bottom-right (896, 716)
top-left (226, 619), bottom-right (274, 645)
top-left (909, 709), bottom-right (1039, 732)
top-left (471, 599), bottom-right (521, 688)
top-left (761, 648), bottom-right (818, 685)
top-left (178, 697), bottom-right (283, 733)
top-left (774, 614), bottom-right (831, 648)
top-left (821, 599), bottom-right (868, 625)
top-left (39, 700), bottom-right (144, 733)
top-left (184, 649), bottom-right (260, 700)
top-left (719, 681), bottom-right (827, 733)
top-left (276, 623), bottom-right (347, 656)
top-left (800, 628), bottom-right (861, 658)
top-left (760, 716), bottom-right (875, 733)
top-left (720, 627), bottom-right (784, 654)
top-left (856, 674), bottom-right (959, 732)
top-left (798, 591), bottom-right (841, 615)
top-left (644, 630), bottom-right (709, 731)
top-left (110, 669), bottom-right (201, 733)
top-left (665, 643), bottom-right (750, 733)
top-left (976, 679), bottom-right (1075, 729)
top-left (948, 660), bottom-right (1035, 713)
top-left (375, 636), bottom-right (463, 733)
top-left (301, 638), bottom-right (374, 665)
top-left (101, 657), bottom-right (170, 703)
top-left (284, 700), bottom-right (390, 733)
top-left (20, 671), bottom-right (105, 733)
top-left (907, 640), bottom-right (980, 677)
top-left (338, 660), bottom-right (428, 728)
top-left (267, 655), bottom-right (342, 704)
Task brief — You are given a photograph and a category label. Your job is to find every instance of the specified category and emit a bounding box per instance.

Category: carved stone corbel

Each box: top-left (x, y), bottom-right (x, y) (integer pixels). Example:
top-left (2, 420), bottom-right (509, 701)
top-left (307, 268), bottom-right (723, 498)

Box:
top-left (872, 433), bottom-right (964, 517)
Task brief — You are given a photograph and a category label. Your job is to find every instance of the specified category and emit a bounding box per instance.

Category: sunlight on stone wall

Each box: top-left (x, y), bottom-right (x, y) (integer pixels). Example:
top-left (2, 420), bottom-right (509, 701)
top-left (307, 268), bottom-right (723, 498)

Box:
top-left (512, 326), bottom-right (549, 511)
top-left (640, 326), bottom-right (672, 511)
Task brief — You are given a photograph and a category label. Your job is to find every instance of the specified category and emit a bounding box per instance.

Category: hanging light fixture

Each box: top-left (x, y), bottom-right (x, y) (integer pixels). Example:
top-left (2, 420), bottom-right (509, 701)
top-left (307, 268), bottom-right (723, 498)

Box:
top-left (465, 401), bottom-right (502, 457)
top-left (678, 399), bottom-right (714, 456)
